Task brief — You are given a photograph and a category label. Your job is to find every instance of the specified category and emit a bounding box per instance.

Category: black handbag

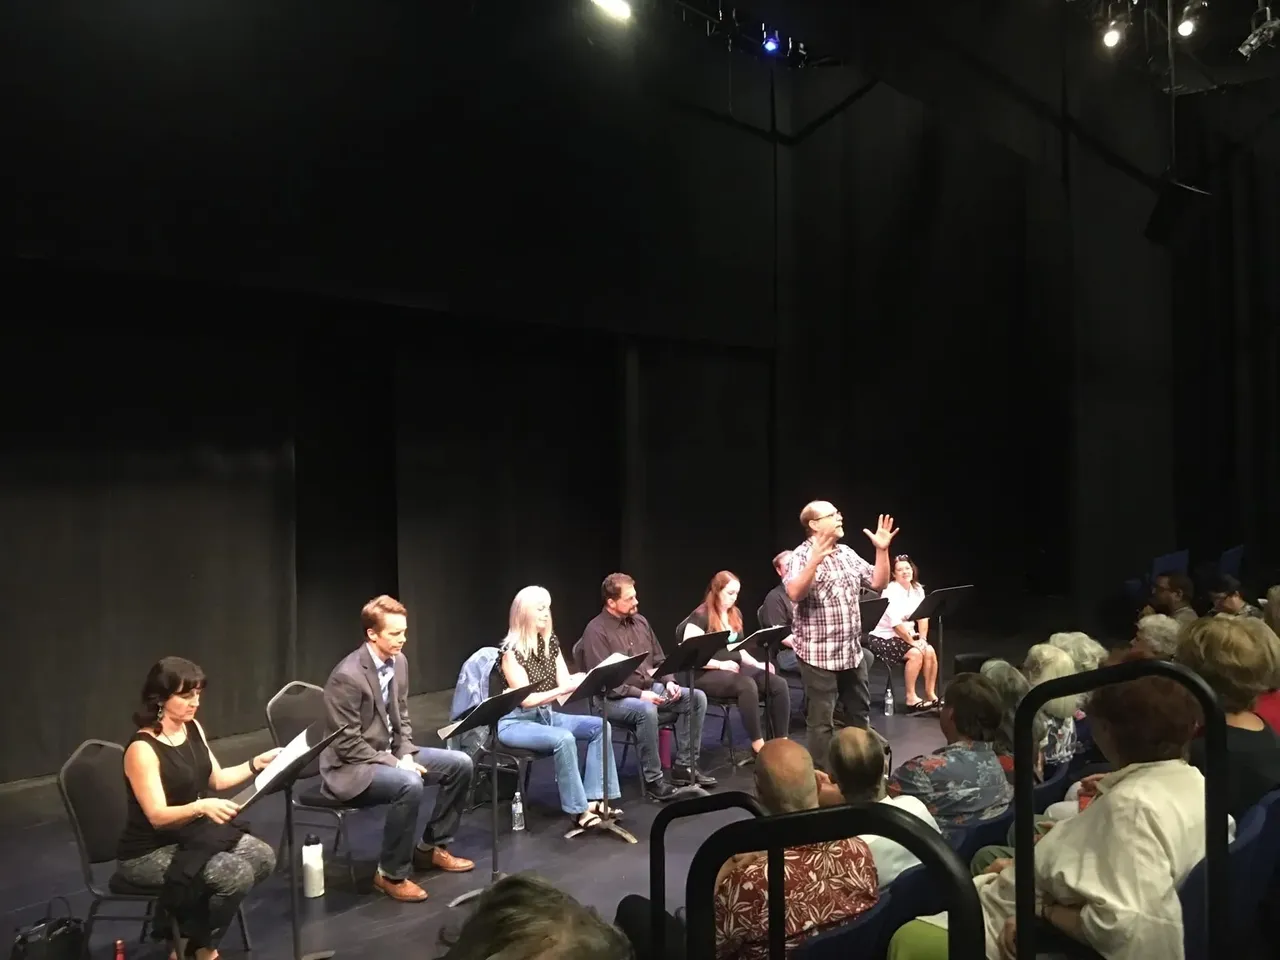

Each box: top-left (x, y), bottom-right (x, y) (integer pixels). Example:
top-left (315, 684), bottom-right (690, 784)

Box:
top-left (9, 899), bottom-right (85, 960)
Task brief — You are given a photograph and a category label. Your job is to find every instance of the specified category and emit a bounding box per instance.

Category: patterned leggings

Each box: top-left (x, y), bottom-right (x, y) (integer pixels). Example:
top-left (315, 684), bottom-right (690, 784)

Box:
top-left (118, 834), bottom-right (275, 945)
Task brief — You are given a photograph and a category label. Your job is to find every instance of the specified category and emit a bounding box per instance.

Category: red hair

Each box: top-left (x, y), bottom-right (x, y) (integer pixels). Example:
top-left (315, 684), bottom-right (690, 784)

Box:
top-left (700, 571), bottom-right (743, 634)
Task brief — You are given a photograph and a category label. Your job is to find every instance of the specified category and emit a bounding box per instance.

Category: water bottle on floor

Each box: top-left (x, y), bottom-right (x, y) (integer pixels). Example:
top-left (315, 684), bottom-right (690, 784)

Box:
top-left (302, 833), bottom-right (325, 898)
top-left (884, 685), bottom-right (894, 717)
top-left (511, 791), bottom-right (525, 831)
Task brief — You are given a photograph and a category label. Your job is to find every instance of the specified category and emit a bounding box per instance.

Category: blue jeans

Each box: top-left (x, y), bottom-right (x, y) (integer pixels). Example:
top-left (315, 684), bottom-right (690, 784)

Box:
top-left (776, 648), bottom-right (799, 672)
top-left (496, 705), bottom-right (621, 815)
top-left (602, 683), bottom-right (706, 784)
top-left (348, 747), bottom-right (473, 881)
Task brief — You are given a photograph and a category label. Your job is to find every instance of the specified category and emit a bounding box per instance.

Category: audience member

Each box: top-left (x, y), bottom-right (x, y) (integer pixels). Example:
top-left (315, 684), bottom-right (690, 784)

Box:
top-left (825, 727), bottom-right (942, 885)
top-left (1047, 631), bottom-right (1108, 673)
top-left (889, 647), bottom-right (1208, 960)
top-left (1021, 644), bottom-right (1078, 765)
top-left (980, 659), bottom-right (1047, 783)
top-left (1176, 615), bottom-right (1280, 815)
top-left (1144, 573), bottom-right (1198, 624)
top-left (1264, 585), bottom-right (1280, 637)
top-left (887, 673), bottom-right (1013, 834)
top-left (614, 740), bottom-right (878, 960)
top-left (437, 873), bottom-right (631, 960)
top-left (1131, 613), bottom-right (1180, 658)
top-left (1207, 574), bottom-right (1264, 619)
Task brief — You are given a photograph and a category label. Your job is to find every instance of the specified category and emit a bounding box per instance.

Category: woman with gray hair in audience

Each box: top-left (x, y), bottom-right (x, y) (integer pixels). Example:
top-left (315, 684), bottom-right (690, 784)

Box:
top-left (1131, 613), bottom-right (1180, 659)
top-left (1022, 643), bottom-right (1078, 766)
top-left (980, 659), bottom-right (1048, 783)
top-left (1048, 631), bottom-right (1108, 673)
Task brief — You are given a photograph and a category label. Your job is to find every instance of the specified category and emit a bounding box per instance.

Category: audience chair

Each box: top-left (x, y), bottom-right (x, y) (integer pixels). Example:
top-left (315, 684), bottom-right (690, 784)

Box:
top-left (789, 887), bottom-right (894, 959)
top-left (58, 740), bottom-right (251, 957)
top-left (265, 681), bottom-right (358, 886)
top-left (950, 807), bottom-right (1015, 865)
top-left (1179, 803), bottom-right (1268, 960)
top-left (1034, 761), bottom-right (1073, 813)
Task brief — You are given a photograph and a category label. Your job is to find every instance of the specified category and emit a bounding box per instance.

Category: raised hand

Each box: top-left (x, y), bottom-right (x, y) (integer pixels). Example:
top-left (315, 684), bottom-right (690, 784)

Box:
top-left (812, 531), bottom-right (839, 562)
top-left (862, 514), bottom-right (899, 551)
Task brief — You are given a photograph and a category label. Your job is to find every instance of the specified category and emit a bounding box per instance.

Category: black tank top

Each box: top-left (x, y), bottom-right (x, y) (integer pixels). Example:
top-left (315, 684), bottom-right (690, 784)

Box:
top-left (117, 722), bottom-right (214, 861)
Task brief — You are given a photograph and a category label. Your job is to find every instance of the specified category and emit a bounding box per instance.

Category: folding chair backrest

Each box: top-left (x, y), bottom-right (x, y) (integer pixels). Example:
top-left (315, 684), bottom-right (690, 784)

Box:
top-left (266, 681), bottom-right (327, 779)
top-left (58, 740), bottom-right (130, 874)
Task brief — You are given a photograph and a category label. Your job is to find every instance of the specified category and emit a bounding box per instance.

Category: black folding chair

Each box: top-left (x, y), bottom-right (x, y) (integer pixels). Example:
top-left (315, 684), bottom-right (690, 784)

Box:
top-left (58, 740), bottom-right (251, 958)
top-left (265, 681), bottom-right (359, 886)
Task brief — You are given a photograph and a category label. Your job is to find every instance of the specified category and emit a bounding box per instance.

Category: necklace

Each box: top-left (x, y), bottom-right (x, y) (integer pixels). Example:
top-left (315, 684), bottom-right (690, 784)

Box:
top-left (160, 722), bottom-right (204, 799)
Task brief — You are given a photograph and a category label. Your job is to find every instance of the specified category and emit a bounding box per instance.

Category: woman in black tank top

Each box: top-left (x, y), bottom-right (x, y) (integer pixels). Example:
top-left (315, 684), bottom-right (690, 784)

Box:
top-left (118, 658), bottom-right (280, 960)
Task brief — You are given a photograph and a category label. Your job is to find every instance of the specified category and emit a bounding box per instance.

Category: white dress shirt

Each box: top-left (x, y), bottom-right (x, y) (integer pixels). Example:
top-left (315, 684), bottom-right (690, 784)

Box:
top-left (871, 580), bottom-right (925, 640)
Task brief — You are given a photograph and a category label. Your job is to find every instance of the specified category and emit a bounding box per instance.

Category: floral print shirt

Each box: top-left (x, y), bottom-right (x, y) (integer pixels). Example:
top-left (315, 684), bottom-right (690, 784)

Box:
top-left (713, 837), bottom-right (878, 959)
top-left (886, 739), bottom-right (1013, 836)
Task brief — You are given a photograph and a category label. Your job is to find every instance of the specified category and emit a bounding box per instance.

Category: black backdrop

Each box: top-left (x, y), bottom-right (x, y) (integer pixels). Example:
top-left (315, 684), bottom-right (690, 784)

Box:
top-left (4, 2), bottom-right (1276, 782)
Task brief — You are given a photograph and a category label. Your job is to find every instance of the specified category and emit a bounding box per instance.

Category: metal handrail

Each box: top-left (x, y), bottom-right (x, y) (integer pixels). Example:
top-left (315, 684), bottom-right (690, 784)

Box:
top-left (1012, 658), bottom-right (1227, 958)
top-left (684, 802), bottom-right (982, 959)
top-left (649, 790), bottom-right (767, 955)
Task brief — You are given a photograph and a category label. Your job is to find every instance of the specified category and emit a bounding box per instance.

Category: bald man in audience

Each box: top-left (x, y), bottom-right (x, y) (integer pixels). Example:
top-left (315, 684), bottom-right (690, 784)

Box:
top-left (818, 728), bottom-right (942, 885)
top-left (613, 739), bottom-right (878, 960)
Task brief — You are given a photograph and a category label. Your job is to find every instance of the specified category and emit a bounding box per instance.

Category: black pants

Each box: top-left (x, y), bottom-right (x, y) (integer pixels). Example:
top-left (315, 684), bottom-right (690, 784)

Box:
top-left (796, 656), bottom-right (870, 773)
top-left (695, 665), bottom-right (791, 742)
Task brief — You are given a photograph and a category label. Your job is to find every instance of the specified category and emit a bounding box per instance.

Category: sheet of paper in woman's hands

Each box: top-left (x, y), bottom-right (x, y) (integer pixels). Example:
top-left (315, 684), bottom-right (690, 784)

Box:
top-left (249, 728), bottom-right (310, 794)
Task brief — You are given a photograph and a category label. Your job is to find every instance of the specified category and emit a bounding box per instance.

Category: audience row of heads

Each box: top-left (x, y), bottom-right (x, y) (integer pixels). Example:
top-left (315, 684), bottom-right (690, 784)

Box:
top-left (1154, 570), bottom-right (1278, 621)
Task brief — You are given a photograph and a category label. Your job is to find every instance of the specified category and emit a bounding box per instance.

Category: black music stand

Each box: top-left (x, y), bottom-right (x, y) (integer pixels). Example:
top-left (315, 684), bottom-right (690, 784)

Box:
top-left (727, 626), bottom-right (789, 739)
top-left (442, 682), bottom-right (538, 908)
top-left (235, 723), bottom-right (347, 960)
top-left (562, 653), bottom-right (650, 844)
top-left (906, 585), bottom-right (974, 681)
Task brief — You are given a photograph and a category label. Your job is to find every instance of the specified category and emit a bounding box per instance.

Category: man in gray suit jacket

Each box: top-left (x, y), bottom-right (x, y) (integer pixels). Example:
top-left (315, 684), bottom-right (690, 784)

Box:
top-left (320, 594), bottom-right (475, 902)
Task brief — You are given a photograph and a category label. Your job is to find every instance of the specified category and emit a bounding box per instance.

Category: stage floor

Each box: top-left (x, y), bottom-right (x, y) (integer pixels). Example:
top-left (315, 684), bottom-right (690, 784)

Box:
top-left (2, 627), bottom-right (1044, 959)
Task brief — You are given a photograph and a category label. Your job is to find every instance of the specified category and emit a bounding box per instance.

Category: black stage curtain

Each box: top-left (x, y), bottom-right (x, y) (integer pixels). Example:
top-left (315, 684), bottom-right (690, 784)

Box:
top-left (1171, 88), bottom-right (1280, 563)
top-left (625, 341), bottom-right (775, 640)
top-left (0, 321), bottom-right (295, 783)
top-left (395, 321), bottom-right (622, 694)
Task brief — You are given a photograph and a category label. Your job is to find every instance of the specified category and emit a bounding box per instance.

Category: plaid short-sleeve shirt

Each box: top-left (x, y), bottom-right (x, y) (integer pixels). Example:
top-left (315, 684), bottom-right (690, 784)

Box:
top-left (784, 540), bottom-right (874, 671)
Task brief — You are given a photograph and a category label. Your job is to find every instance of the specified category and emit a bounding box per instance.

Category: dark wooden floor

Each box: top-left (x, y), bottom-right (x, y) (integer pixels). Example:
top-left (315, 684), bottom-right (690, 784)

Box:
top-left (0, 627), bottom-right (1046, 960)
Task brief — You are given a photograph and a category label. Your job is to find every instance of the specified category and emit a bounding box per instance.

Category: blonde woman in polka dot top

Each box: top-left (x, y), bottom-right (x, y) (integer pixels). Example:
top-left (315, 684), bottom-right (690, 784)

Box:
top-left (497, 585), bottom-right (623, 832)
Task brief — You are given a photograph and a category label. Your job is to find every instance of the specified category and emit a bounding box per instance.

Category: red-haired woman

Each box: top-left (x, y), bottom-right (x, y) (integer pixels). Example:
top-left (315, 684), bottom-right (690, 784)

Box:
top-left (681, 571), bottom-right (791, 756)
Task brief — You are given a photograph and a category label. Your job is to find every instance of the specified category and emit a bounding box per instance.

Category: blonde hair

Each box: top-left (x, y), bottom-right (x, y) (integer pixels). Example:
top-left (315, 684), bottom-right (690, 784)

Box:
top-left (1232, 616), bottom-right (1280, 688)
top-left (502, 586), bottom-right (554, 659)
top-left (1175, 616), bottom-right (1275, 712)
top-left (1022, 643), bottom-right (1079, 720)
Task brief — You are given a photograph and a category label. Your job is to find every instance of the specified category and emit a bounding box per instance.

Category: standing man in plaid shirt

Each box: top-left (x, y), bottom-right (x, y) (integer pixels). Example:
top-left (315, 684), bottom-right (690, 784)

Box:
top-left (785, 501), bottom-right (898, 769)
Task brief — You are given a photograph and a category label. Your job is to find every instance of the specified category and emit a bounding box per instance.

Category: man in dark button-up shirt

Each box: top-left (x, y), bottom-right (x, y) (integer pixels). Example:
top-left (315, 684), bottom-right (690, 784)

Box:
top-left (579, 572), bottom-right (712, 800)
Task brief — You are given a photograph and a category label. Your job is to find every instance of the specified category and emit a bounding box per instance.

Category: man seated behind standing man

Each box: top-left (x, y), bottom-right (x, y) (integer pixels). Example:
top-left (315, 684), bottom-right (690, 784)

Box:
top-left (760, 550), bottom-right (799, 672)
top-left (579, 572), bottom-right (713, 801)
top-left (320, 595), bottom-right (475, 903)
top-left (785, 501), bottom-right (897, 769)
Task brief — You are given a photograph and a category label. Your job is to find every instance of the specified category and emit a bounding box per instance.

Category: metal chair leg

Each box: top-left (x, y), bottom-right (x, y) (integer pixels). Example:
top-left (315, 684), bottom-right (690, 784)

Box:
top-left (722, 709), bottom-right (737, 766)
top-left (83, 900), bottom-right (99, 960)
top-left (237, 905), bottom-right (252, 951)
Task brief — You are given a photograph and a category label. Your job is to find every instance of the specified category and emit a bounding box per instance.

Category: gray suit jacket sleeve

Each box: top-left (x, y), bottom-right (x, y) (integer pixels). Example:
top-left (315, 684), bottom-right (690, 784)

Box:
top-left (326, 670), bottom-right (398, 768)
top-left (393, 656), bottom-right (417, 757)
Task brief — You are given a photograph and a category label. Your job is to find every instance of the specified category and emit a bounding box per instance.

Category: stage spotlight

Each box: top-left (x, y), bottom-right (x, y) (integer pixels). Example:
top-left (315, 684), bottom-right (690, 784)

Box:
top-left (1177, 17), bottom-right (1196, 34)
top-left (762, 26), bottom-right (780, 54)
top-left (591, 0), bottom-right (632, 22)
top-left (1239, 4), bottom-right (1280, 58)
top-left (1103, 20), bottom-right (1124, 46)
top-left (1178, 0), bottom-right (1206, 36)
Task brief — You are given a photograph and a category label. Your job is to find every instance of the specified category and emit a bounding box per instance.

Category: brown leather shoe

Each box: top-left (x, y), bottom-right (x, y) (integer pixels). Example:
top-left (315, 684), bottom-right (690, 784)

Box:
top-left (373, 873), bottom-right (428, 902)
top-left (414, 845), bottom-right (474, 873)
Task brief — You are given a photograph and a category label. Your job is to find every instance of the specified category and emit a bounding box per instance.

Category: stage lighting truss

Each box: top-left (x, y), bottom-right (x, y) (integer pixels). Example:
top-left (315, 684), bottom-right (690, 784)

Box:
top-left (1238, 2), bottom-right (1280, 58)
top-left (596, 0), bottom-right (845, 68)
top-left (1071, 0), bottom-right (1278, 59)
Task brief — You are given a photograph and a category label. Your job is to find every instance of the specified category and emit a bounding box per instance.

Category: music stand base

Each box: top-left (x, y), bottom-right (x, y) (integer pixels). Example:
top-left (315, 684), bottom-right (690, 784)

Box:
top-left (301, 952), bottom-right (336, 960)
top-left (597, 816), bottom-right (638, 844)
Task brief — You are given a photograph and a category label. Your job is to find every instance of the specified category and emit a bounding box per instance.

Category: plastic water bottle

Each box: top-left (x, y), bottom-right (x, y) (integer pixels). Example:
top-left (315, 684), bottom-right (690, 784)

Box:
top-left (884, 685), bottom-right (894, 717)
top-left (511, 791), bottom-right (526, 831)
top-left (301, 834), bottom-right (325, 898)
top-left (114, 940), bottom-right (126, 960)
